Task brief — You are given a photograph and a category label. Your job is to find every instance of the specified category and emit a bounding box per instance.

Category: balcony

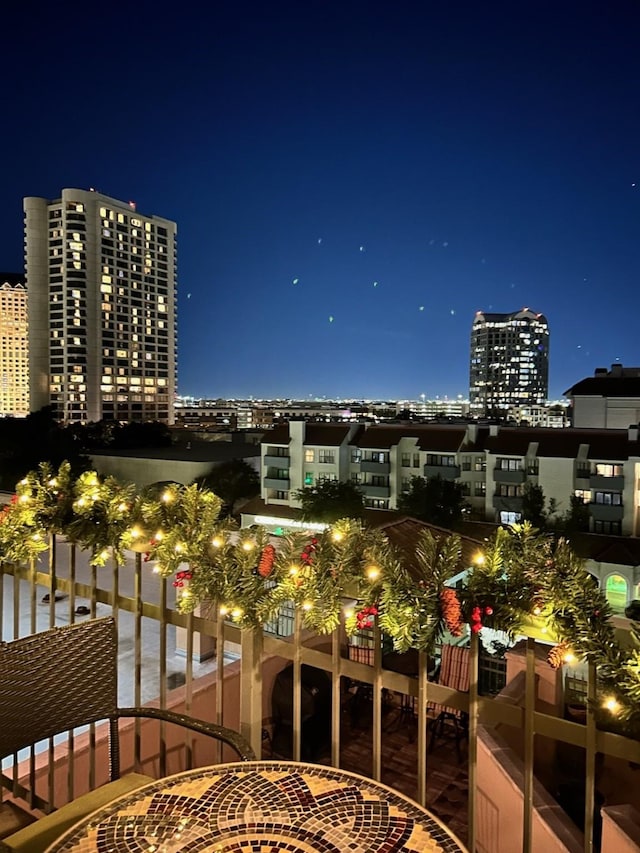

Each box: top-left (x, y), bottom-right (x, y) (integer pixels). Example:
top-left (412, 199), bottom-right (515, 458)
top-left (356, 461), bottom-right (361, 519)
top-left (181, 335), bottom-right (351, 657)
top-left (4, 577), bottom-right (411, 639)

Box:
top-left (590, 473), bottom-right (624, 491)
top-left (263, 476), bottom-right (290, 490)
top-left (360, 459), bottom-right (390, 474)
top-left (589, 502), bottom-right (624, 521)
top-left (264, 453), bottom-right (290, 468)
top-left (493, 468), bottom-right (525, 484)
top-left (360, 483), bottom-right (391, 498)
top-left (423, 463), bottom-right (460, 480)
top-left (492, 494), bottom-right (523, 512)
top-left (575, 472), bottom-right (591, 491)
top-left (1, 485), bottom-right (638, 853)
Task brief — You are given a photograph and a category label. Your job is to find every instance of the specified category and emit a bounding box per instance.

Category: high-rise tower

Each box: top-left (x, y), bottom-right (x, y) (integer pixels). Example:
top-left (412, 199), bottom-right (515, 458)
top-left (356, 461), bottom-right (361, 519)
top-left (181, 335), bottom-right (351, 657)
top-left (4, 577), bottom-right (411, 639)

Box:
top-left (469, 308), bottom-right (549, 416)
top-left (0, 273), bottom-right (29, 417)
top-left (24, 189), bottom-right (177, 424)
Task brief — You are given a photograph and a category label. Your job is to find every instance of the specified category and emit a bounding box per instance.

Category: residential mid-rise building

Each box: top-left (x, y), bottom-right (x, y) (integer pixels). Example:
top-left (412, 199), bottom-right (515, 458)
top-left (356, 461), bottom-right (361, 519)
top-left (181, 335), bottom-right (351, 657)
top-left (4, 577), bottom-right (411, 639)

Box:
top-left (24, 189), bottom-right (177, 424)
top-left (470, 308), bottom-right (549, 416)
top-left (565, 364), bottom-right (640, 429)
top-left (0, 273), bottom-right (29, 417)
top-left (256, 420), bottom-right (640, 537)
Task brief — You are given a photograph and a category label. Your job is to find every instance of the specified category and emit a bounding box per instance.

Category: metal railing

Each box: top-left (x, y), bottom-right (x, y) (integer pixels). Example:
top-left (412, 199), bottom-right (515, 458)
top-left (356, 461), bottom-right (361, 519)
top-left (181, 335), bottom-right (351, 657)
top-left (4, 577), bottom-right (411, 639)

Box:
top-left (2, 540), bottom-right (640, 853)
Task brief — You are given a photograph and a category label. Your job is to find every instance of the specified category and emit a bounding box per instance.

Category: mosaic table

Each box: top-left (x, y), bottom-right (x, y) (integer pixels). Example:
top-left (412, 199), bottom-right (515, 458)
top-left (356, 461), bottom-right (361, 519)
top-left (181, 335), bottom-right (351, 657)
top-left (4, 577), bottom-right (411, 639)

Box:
top-left (45, 761), bottom-right (467, 853)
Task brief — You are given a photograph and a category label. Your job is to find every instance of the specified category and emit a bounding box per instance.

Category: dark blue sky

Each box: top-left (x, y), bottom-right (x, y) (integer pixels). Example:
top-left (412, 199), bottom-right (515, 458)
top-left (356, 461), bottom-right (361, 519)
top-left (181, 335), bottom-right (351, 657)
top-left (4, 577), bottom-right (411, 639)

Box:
top-left (2, 1), bottom-right (638, 400)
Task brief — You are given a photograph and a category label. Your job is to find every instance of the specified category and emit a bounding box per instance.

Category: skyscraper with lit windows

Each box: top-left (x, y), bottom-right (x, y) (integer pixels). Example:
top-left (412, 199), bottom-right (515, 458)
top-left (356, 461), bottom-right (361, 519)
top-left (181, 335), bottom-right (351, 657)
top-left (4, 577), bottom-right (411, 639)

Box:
top-left (24, 189), bottom-right (176, 424)
top-left (469, 308), bottom-right (549, 416)
top-left (0, 273), bottom-right (29, 417)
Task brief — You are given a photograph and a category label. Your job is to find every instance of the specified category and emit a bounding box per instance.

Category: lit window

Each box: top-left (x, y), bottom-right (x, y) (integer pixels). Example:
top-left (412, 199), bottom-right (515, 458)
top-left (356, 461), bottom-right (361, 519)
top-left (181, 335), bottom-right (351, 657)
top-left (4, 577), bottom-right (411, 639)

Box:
top-left (305, 449), bottom-right (314, 463)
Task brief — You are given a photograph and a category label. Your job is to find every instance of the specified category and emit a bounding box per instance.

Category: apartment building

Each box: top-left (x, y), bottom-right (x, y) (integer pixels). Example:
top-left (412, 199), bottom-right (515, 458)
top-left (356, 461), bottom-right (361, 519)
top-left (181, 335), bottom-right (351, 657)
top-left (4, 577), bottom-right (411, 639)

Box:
top-left (565, 364), bottom-right (640, 429)
top-left (259, 421), bottom-right (640, 536)
top-left (470, 308), bottom-right (549, 416)
top-left (24, 189), bottom-right (176, 424)
top-left (0, 273), bottom-right (29, 417)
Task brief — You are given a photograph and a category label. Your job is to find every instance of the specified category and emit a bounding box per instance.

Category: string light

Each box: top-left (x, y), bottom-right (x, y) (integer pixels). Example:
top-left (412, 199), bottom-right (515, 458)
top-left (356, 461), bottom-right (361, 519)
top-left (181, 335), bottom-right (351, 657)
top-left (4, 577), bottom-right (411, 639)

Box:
top-left (211, 537), bottom-right (223, 548)
top-left (562, 650), bottom-right (576, 665)
top-left (603, 696), bottom-right (620, 714)
top-left (365, 565), bottom-right (380, 581)
top-left (231, 607), bottom-right (243, 620)
top-left (161, 491), bottom-right (173, 504)
top-left (289, 565), bottom-right (299, 576)
top-left (241, 541), bottom-right (255, 552)
top-left (219, 605), bottom-right (229, 616)
top-left (302, 601), bottom-right (313, 611)
top-left (474, 553), bottom-right (485, 565)
top-left (332, 531), bottom-right (343, 542)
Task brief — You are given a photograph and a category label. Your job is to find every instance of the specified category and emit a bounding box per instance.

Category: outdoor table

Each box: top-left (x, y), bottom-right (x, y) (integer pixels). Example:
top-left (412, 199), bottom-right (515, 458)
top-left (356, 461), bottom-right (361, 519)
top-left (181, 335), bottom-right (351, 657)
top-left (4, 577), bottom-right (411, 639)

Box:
top-left (44, 760), bottom-right (467, 852)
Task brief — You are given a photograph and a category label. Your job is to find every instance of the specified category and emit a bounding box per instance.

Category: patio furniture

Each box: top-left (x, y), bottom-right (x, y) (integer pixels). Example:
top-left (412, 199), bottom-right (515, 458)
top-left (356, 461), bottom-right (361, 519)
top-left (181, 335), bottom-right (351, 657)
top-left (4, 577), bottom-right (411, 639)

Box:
top-left (40, 761), bottom-right (468, 852)
top-left (0, 617), bottom-right (254, 853)
top-left (427, 643), bottom-right (470, 761)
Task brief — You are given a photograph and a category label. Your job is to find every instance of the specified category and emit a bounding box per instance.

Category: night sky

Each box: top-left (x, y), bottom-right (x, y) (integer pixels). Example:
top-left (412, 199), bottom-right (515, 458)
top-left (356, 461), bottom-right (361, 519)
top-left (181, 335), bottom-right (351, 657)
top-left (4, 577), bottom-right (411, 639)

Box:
top-left (1, 1), bottom-right (638, 401)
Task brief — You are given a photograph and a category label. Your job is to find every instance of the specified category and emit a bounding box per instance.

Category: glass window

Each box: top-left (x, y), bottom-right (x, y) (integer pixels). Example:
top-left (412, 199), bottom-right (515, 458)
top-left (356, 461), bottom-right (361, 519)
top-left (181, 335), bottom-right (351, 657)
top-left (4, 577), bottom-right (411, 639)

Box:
top-left (305, 449), bottom-right (314, 463)
top-left (319, 450), bottom-right (335, 464)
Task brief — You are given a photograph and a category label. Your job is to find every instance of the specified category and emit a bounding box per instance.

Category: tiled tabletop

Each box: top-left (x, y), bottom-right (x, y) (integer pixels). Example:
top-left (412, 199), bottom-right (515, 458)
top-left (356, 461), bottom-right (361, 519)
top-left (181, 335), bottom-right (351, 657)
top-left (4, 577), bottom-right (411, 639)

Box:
top-left (46, 761), bottom-right (467, 853)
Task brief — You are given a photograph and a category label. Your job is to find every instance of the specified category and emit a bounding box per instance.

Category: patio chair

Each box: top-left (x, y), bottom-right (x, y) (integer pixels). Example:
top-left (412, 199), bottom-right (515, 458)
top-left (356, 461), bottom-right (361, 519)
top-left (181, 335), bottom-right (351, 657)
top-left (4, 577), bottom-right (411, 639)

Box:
top-left (0, 616), bottom-right (254, 853)
top-left (427, 643), bottom-right (470, 761)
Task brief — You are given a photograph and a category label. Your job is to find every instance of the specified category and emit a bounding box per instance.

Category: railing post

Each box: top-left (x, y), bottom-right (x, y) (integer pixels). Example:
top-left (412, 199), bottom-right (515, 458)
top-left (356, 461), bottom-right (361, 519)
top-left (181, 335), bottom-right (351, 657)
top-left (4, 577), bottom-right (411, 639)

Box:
top-left (240, 624), bottom-right (264, 758)
top-left (293, 610), bottom-right (302, 761)
top-left (523, 636), bottom-right (536, 853)
top-left (468, 630), bottom-right (480, 853)
top-left (584, 661), bottom-right (597, 853)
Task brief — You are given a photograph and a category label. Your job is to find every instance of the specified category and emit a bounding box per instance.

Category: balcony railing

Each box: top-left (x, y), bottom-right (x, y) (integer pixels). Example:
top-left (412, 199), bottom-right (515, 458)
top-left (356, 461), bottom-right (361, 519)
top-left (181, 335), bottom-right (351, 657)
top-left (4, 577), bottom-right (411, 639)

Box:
top-left (589, 474), bottom-right (624, 491)
top-left (263, 454), bottom-right (290, 468)
top-left (493, 468), bottom-right (526, 484)
top-left (589, 502), bottom-right (624, 521)
top-left (423, 463), bottom-right (460, 480)
top-left (359, 459), bottom-right (390, 474)
top-left (2, 544), bottom-right (640, 853)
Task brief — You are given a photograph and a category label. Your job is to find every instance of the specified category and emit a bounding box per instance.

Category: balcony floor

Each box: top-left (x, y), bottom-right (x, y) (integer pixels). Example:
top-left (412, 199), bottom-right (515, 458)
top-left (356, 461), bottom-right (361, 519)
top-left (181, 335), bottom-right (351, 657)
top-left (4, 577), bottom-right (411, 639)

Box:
top-left (264, 691), bottom-right (469, 847)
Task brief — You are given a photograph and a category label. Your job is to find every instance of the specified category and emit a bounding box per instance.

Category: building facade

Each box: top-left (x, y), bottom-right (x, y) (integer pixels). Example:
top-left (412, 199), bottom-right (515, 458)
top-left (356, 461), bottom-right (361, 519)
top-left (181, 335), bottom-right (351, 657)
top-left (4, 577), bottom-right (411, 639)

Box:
top-left (259, 421), bottom-right (640, 537)
top-left (0, 273), bottom-right (29, 417)
top-left (470, 308), bottom-right (549, 416)
top-left (565, 365), bottom-right (640, 429)
top-left (24, 189), bottom-right (177, 424)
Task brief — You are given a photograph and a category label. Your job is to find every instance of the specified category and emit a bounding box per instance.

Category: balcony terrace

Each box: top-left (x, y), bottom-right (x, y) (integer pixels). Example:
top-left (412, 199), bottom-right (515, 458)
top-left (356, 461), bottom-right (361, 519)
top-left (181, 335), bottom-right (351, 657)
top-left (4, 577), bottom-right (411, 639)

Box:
top-left (2, 467), bottom-right (640, 853)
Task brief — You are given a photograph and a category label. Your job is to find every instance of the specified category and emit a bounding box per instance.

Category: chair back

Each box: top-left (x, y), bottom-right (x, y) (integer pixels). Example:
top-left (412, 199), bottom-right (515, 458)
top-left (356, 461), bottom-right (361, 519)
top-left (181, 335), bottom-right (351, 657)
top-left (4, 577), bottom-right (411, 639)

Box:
top-left (0, 617), bottom-right (118, 760)
top-left (438, 643), bottom-right (470, 693)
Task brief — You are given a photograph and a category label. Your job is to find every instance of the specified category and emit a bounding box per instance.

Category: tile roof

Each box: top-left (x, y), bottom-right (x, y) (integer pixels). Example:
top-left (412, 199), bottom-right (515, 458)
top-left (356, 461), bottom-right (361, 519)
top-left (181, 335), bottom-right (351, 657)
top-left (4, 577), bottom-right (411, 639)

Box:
top-left (377, 516), bottom-right (483, 576)
top-left (485, 427), bottom-right (640, 461)
top-left (304, 424), bottom-right (353, 446)
top-left (568, 533), bottom-right (640, 567)
top-left (565, 376), bottom-right (640, 397)
top-left (354, 425), bottom-right (467, 451)
top-left (260, 424), bottom-right (291, 445)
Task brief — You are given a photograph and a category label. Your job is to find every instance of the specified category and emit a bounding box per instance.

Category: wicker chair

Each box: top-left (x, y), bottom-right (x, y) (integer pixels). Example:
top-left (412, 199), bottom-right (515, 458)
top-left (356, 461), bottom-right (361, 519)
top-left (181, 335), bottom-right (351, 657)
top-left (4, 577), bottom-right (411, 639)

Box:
top-left (0, 617), bottom-right (254, 852)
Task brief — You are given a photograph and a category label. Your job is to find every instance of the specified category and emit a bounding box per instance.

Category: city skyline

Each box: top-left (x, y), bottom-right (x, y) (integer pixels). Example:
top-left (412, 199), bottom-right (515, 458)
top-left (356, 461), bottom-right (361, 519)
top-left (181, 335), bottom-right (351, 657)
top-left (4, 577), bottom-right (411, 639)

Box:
top-left (1, 2), bottom-right (638, 402)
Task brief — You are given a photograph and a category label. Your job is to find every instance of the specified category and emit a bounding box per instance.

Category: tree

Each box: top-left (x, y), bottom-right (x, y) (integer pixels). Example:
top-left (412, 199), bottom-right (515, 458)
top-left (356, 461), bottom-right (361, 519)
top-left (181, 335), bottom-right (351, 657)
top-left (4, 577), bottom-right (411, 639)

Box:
top-left (521, 482), bottom-right (548, 529)
top-left (193, 459), bottom-right (260, 516)
top-left (294, 480), bottom-right (365, 523)
top-left (559, 494), bottom-right (590, 534)
top-left (397, 475), bottom-right (467, 529)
